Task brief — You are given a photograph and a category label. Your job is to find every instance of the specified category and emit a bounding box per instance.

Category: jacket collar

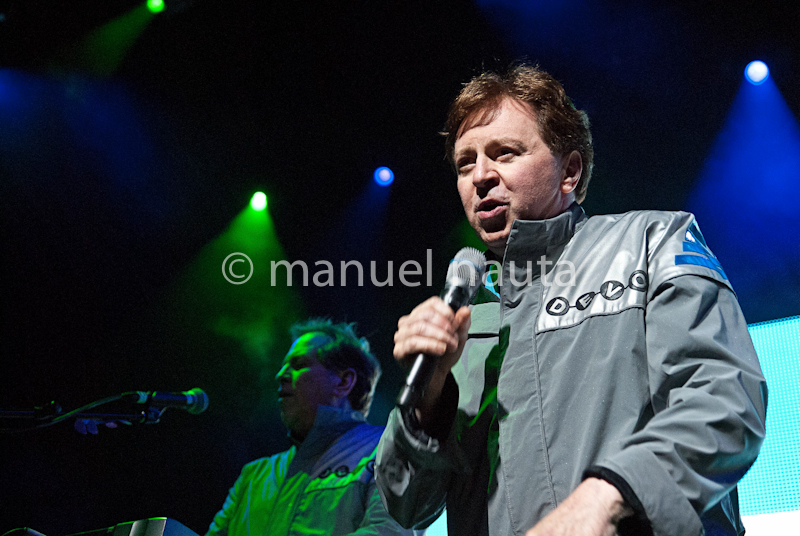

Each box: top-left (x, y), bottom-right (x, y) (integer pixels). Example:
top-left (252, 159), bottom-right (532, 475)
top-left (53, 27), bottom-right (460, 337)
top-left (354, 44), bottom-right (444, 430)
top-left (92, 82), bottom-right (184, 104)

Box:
top-left (481, 202), bottom-right (586, 300)
top-left (492, 202), bottom-right (586, 261)
top-left (289, 405), bottom-right (366, 462)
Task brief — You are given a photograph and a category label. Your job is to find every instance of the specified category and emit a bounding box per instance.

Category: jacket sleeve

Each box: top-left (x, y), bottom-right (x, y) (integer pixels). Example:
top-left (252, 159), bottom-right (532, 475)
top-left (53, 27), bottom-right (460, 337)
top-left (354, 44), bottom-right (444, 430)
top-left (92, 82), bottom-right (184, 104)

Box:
top-left (205, 466), bottom-right (248, 536)
top-left (591, 269), bottom-right (767, 535)
top-left (375, 375), bottom-right (465, 530)
top-left (347, 477), bottom-right (421, 536)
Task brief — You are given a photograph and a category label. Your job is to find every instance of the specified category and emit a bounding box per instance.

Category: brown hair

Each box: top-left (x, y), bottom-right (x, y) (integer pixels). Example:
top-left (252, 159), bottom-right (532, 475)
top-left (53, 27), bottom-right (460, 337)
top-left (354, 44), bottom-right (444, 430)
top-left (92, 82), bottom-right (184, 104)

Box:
top-left (444, 64), bottom-right (594, 203)
top-left (290, 318), bottom-right (381, 416)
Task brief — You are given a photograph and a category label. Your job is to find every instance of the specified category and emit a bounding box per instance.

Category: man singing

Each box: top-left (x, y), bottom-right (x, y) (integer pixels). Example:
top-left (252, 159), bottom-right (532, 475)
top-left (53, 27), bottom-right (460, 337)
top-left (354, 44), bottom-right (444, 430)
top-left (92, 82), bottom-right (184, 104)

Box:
top-left (375, 65), bottom-right (767, 536)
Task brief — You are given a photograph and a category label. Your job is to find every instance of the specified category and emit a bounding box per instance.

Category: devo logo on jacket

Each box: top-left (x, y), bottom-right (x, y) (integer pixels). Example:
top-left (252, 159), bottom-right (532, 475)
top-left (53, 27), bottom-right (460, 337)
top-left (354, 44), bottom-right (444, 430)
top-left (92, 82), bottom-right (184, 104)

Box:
top-left (318, 465), bottom-right (351, 479)
top-left (545, 271), bottom-right (648, 316)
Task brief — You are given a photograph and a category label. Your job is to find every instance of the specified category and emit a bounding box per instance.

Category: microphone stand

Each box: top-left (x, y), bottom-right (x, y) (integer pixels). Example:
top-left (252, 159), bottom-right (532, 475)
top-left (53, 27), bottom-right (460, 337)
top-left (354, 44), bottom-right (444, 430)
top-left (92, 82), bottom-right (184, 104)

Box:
top-left (0, 395), bottom-right (166, 433)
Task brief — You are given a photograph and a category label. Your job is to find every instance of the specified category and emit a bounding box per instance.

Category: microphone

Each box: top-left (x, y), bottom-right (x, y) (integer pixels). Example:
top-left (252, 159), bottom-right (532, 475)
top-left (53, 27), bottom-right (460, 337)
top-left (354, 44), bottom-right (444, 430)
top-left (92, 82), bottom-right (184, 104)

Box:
top-left (397, 247), bottom-right (486, 409)
top-left (126, 388), bottom-right (209, 415)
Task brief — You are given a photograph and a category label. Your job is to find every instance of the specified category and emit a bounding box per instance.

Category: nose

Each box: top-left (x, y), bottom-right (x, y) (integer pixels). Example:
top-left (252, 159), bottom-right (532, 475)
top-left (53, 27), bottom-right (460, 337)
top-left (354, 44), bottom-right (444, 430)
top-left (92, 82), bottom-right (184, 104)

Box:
top-left (473, 154), bottom-right (499, 191)
top-left (275, 363), bottom-right (291, 383)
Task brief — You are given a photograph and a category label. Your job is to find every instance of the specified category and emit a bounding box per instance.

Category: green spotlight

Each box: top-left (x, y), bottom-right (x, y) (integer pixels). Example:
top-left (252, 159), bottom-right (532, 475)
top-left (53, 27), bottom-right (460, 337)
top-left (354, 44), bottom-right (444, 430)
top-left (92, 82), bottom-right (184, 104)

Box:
top-left (250, 192), bottom-right (268, 211)
top-left (147, 0), bottom-right (165, 14)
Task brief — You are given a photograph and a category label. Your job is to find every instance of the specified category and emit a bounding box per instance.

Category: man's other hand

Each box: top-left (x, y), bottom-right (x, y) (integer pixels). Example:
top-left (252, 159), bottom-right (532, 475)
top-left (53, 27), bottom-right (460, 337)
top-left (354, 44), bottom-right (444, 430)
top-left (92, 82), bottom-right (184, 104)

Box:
top-left (525, 478), bottom-right (633, 536)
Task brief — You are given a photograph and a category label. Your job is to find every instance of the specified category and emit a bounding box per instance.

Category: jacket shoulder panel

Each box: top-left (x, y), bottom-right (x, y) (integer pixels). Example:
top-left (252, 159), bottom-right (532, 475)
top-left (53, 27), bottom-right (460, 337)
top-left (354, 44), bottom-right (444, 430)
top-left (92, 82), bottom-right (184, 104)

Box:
top-left (536, 210), bottom-right (732, 333)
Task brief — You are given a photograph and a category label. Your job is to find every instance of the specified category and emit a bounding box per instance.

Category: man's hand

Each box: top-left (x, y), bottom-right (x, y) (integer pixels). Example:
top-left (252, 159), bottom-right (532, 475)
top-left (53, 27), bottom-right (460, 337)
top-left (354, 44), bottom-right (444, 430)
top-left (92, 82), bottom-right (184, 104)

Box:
top-left (525, 478), bottom-right (633, 536)
top-left (393, 297), bottom-right (471, 423)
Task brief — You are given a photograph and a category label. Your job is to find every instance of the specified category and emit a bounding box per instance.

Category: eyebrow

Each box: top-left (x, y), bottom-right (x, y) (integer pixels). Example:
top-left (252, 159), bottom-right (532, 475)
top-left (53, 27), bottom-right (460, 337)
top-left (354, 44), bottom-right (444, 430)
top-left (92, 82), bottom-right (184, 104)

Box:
top-left (454, 137), bottom-right (527, 160)
top-left (453, 148), bottom-right (474, 162)
top-left (283, 354), bottom-right (308, 367)
top-left (489, 137), bottom-right (527, 151)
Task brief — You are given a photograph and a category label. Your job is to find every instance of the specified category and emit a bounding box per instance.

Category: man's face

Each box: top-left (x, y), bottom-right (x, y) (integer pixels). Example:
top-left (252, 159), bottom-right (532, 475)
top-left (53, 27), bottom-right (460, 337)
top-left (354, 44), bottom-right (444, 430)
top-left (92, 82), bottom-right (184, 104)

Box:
top-left (454, 98), bottom-right (575, 256)
top-left (275, 332), bottom-right (341, 440)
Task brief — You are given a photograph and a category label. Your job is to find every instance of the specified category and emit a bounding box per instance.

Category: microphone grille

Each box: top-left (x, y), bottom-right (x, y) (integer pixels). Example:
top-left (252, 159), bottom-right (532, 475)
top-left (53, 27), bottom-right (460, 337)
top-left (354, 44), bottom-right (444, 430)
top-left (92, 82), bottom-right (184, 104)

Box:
top-left (187, 388), bottom-right (209, 414)
top-left (446, 247), bottom-right (487, 295)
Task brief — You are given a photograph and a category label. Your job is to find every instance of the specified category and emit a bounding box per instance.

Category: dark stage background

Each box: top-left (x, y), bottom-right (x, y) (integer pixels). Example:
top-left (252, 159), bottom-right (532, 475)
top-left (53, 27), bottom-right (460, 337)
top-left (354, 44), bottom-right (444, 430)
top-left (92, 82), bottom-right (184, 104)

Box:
top-left (1, 1), bottom-right (799, 534)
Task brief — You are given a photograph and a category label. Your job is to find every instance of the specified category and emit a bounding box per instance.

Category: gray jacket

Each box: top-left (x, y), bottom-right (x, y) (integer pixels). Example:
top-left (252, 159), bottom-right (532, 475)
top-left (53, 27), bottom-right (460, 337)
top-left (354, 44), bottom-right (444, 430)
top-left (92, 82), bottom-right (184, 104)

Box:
top-left (375, 204), bottom-right (767, 536)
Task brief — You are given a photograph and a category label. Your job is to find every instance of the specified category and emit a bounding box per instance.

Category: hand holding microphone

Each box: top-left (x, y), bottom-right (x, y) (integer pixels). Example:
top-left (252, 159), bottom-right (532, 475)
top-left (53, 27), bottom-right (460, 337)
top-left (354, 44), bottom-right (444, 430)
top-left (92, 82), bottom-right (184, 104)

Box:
top-left (395, 248), bottom-right (486, 410)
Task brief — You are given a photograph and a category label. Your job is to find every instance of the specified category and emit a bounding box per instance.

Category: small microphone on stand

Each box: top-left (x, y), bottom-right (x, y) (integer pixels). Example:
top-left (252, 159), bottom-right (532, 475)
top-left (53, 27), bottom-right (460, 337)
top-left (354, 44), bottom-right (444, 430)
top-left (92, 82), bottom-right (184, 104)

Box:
top-left (125, 388), bottom-right (209, 414)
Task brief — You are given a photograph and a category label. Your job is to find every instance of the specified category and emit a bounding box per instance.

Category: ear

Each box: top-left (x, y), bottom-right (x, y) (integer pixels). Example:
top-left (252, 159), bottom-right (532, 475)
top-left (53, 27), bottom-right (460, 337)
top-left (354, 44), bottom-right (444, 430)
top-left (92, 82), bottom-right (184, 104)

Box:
top-left (560, 150), bottom-right (582, 195)
top-left (332, 368), bottom-right (357, 399)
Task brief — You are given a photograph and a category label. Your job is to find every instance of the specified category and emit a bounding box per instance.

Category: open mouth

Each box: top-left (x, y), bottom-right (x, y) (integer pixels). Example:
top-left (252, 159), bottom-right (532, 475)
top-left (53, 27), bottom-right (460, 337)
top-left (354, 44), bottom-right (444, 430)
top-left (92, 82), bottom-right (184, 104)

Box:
top-left (477, 200), bottom-right (506, 219)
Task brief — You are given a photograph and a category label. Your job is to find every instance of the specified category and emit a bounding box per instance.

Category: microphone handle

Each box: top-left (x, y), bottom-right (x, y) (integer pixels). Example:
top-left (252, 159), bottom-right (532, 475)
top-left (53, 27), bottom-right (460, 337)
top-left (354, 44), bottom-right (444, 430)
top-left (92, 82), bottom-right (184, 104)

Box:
top-left (396, 352), bottom-right (439, 409)
top-left (396, 284), bottom-right (471, 409)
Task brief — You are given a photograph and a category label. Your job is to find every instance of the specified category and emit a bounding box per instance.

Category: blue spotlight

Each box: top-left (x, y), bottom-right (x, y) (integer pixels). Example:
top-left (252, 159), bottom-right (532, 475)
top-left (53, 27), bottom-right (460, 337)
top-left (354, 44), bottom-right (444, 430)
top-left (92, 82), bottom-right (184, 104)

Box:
top-left (745, 61), bottom-right (769, 85)
top-left (688, 66), bottom-right (800, 323)
top-left (373, 166), bottom-right (394, 186)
